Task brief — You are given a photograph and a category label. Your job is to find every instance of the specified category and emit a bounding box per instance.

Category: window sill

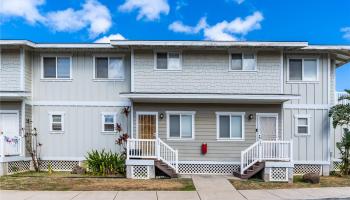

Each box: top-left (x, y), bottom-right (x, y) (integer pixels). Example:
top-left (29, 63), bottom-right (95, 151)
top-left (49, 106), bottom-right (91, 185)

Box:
top-left (154, 69), bottom-right (182, 72)
top-left (101, 131), bottom-right (116, 135)
top-left (228, 70), bottom-right (258, 73)
top-left (93, 79), bottom-right (125, 82)
top-left (167, 138), bottom-right (194, 141)
top-left (49, 131), bottom-right (64, 134)
top-left (217, 138), bottom-right (245, 142)
top-left (286, 80), bottom-right (319, 84)
top-left (40, 79), bottom-right (72, 82)
top-left (295, 134), bottom-right (310, 137)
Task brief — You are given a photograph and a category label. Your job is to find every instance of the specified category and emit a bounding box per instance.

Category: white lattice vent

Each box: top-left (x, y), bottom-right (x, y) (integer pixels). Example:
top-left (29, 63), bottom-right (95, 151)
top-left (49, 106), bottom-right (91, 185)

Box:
top-left (332, 161), bottom-right (342, 171)
top-left (270, 167), bottom-right (288, 182)
top-left (39, 160), bottom-right (79, 171)
top-left (131, 165), bottom-right (150, 179)
top-left (294, 164), bottom-right (321, 175)
top-left (7, 161), bottom-right (31, 174)
top-left (179, 163), bottom-right (240, 175)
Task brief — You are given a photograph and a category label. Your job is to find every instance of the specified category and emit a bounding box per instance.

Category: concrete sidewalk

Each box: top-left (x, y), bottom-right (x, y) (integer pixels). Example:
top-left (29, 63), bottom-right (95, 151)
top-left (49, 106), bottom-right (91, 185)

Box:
top-left (1, 175), bottom-right (350, 200)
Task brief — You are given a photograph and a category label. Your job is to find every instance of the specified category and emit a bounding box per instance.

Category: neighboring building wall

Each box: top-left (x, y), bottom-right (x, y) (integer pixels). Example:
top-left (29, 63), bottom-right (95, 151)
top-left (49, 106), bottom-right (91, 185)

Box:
top-left (31, 50), bottom-right (131, 158)
top-left (133, 50), bottom-right (282, 94)
top-left (0, 49), bottom-right (21, 91)
top-left (133, 103), bottom-right (282, 161)
top-left (33, 105), bottom-right (128, 158)
top-left (283, 53), bottom-right (331, 163)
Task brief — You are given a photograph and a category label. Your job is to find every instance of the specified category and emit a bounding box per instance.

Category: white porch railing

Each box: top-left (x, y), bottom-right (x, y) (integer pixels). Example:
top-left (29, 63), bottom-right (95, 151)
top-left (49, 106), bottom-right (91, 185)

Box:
top-left (240, 140), bottom-right (293, 174)
top-left (336, 92), bottom-right (349, 105)
top-left (0, 135), bottom-right (23, 157)
top-left (127, 136), bottom-right (178, 173)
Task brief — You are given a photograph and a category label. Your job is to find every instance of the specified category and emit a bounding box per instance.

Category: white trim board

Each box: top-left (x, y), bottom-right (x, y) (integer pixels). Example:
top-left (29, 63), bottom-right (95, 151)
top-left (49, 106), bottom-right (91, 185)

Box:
top-left (283, 104), bottom-right (330, 109)
top-left (178, 160), bottom-right (240, 165)
top-left (40, 157), bottom-right (85, 161)
top-left (31, 101), bottom-right (131, 107)
top-left (20, 48), bottom-right (25, 91)
top-left (293, 160), bottom-right (330, 165)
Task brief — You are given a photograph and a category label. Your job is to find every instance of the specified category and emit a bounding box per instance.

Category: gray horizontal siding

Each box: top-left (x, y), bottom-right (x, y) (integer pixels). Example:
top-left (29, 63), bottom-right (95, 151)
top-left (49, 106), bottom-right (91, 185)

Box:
top-left (134, 50), bottom-right (282, 94)
top-left (0, 49), bottom-right (21, 91)
top-left (133, 103), bottom-right (282, 161)
top-left (32, 51), bottom-right (131, 102)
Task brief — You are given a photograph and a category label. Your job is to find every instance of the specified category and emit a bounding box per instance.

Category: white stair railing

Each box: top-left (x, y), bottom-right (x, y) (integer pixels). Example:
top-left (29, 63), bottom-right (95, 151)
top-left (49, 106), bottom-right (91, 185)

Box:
top-left (127, 135), bottom-right (178, 173)
top-left (0, 135), bottom-right (22, 157)
top-left (240, 140), bottom-right (293, 174)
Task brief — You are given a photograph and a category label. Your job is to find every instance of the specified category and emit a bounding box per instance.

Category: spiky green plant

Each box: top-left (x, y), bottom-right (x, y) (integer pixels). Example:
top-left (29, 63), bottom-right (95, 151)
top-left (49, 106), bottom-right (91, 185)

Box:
top-left (85, 149), bottom-right (125, 175)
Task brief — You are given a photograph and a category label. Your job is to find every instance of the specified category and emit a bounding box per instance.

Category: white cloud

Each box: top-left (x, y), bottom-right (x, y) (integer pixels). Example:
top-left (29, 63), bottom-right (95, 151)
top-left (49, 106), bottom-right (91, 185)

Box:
top-left (94, 34), bottom-right (126, 43)
top-left (169, 11), bottom-right (263, 41)
top-left (235, 0), bottom-right (245, 4)
top-left (341, 27), bottom-right (350, 40)
top-left (118, 0), bottom-right (170, 21)
top-left (169, 17), bottom-right (207, 34)
top-left (46, 0), bottom-right (112, 38)
top-left (0, 0), bottom-right (45, 23)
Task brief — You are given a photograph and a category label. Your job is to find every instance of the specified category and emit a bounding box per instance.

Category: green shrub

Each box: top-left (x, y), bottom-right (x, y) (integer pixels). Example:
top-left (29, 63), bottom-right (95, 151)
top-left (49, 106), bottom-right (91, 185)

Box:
top-left (85, 150), bottom-right (125, 175)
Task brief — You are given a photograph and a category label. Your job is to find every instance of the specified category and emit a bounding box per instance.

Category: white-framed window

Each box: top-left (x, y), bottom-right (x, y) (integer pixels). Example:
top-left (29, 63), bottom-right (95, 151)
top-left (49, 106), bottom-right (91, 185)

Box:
top-left (166, 111), bottom-right (195, 140)
top-left (154, 51), bottom-right (182, 70)
top-left (94, 56), bottom-right (125, 80)
top-left (216, 112), bottom-right (245, 141)
top-left (101, 112), bottom-right (117, 133)
top-left (49, 112), bottom-right (65, 133)
top-left (288, 58), bottom-right (318, 81)
top-left (42, 56), bottom-right (72, 79)
top-left (229, 52), bottom-right (257, 71)
top-left (294, 115), bottom-right (311, 136)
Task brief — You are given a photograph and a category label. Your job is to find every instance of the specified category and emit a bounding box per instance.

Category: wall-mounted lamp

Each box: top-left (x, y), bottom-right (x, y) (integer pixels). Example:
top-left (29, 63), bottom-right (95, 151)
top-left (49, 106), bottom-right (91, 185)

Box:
top-left (159, 113), bottom-right (164, 119)
top-left (248, 114), bottom-right (254, 120)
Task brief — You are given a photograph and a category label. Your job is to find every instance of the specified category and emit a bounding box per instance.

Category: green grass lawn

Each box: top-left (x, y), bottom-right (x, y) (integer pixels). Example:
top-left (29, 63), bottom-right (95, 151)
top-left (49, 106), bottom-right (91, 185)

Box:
top-left (230, 175), bottom-right (350, 190)
top-left (0, 171), bottom-right (195, 191)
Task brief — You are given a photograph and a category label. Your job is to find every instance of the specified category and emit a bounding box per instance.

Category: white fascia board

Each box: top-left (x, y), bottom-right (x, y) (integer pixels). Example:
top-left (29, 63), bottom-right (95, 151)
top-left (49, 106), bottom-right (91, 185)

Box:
top-left (304, 45), bottom-right (350, 50)
top-left (111, 40), bottom-right (308, 48)
top-left (120, 93), bottom-right (300, 101)
top-left (30, 100), bottom-right (131, 107)
top-left (0, 40), bottom-right (113, 48)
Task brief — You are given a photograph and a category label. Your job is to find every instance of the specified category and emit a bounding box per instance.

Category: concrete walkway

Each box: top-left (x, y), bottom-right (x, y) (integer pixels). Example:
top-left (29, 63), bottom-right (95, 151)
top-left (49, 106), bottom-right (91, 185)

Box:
top-left (1, 175), bottom-right (350, 200)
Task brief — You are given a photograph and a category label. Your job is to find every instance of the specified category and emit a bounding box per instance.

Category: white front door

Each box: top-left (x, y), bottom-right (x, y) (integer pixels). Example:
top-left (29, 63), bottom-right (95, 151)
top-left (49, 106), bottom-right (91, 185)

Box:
top-left (0, 111), bottom-right (20, 136)
top-left (256, 113), bottom-right (278, 140)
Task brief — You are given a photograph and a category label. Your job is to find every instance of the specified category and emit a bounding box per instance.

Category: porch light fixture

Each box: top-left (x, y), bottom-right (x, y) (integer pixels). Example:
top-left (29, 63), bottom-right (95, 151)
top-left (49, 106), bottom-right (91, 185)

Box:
top-left (248, 114), bottom-right (254, 120)
top-left (159, 113), bottom-right (164, 119)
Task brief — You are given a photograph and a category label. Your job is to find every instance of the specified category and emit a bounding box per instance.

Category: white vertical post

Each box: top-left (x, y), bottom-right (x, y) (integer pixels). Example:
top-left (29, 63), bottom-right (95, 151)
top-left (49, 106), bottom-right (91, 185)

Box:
top-left (156, 134), bottom-right (160, 160)
top-left (240, 151), bottom-right (244, 174)
top-left (258, 140), bottom-right (263, 162)
top-left (175, 149), bottom-right (179, 173)
top-left (0, 136), bottom-right (4, 158)
top-left (289, 140), bottom-right (293, 162)
top-left (126, 140), bottom-right (130, 160)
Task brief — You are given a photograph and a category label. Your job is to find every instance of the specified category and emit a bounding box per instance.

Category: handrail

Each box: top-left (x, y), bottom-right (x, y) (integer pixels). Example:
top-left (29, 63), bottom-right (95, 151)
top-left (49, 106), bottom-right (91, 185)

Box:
top-left (127, 134), bottom-right (179, 173)
top-left (240, 140), bottom-right (293, 174)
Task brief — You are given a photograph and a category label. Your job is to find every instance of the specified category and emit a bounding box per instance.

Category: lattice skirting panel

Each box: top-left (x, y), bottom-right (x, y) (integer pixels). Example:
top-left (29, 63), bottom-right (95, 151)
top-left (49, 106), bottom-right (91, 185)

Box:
top-left (293, 164), bottom-right (322, 175)
top-left (332, 161), bottom-right (342, 171)
top-left (131, 165), bottom-right (150, 179)
top-left (7, 160), bottom-right (31, 174)
top-left (39, 160), bottom-right (79, 171)
top-left (179, 163), bottom-right (240, 175)
top-left (270, 167), bottom-right (288, 182)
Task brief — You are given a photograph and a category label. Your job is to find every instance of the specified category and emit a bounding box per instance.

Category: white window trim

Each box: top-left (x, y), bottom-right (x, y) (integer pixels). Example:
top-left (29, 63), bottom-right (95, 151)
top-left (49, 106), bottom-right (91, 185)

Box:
top-left (48, 111), bottom-right (65, 134)
top-left (294, 114), bottom-right (311, 136)
top-left (287, 56), bottom-right (320, 83)
top-left (166, 111), bottom-right (195, 140)
top-left (228, 52), bottom-right (257, 72)
top-left (41, 55), bottom-right (72, 80)
top-left (101, 112), bottom-right (117, 134)
top-left (216, 112), bottom-right (245, 141)
top-left (135, 111), bottom-right (159, 139)
top-left (154, 51), bottom-right (183, 71)
top-left (93, 55), bottom-right (125, 81)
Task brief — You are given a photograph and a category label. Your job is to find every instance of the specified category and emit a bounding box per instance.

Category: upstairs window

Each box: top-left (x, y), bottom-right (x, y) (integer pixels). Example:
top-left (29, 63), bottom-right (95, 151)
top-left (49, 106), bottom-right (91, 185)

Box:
top-left (155, 52), bottom-right (181, 70)
top-left (230, 53), bottom-right (256, 71)
top-left (43, 57), bottom-right (71, 79)
top-left (289, 58), bottom-right (318, 81)
top-left (95, 57), bottom-right (124, 79)
top-left (167, 111), bottom-right (195, 139)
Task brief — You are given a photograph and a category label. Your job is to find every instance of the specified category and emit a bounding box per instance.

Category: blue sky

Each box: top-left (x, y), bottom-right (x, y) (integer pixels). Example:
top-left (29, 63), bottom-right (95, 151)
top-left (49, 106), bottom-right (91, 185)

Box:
top-left (1, 0), bottom-right (349, 91)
